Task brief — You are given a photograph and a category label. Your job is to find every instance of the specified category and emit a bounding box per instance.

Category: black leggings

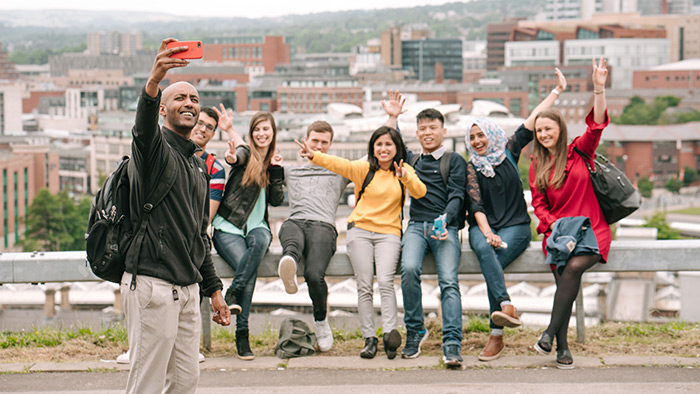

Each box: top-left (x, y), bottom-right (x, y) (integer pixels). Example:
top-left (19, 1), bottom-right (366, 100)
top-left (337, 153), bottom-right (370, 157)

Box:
top-left (545, 254), bottom-right (600, 350)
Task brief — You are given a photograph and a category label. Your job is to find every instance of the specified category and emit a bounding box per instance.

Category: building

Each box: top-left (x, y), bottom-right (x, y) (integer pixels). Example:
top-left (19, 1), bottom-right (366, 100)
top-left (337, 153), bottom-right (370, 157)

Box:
top-left (402, 39), bottom-right (463, 82)
top-left (486, 19), bottom-right (523, 71)
top-left (202, 36), bottom-right (290, 74)
top-left (633, 59), bottom-right (700, 89)
top-left (0, 82), bottom-right (23, 134)
top-left (0, 43), bottom-right (19, 80)
top-left (87, 31), bottom-right (143, 56)
top-left (50, 53), bottom-right (153, 78)
top-left (277, 76), bottom-right (363, 114)
top-left (0, 137), bottom-right (59, 251)
top-left (381, 27), bottom-right (402, 67)
top-left (540, 0), bottom-right (602, 20)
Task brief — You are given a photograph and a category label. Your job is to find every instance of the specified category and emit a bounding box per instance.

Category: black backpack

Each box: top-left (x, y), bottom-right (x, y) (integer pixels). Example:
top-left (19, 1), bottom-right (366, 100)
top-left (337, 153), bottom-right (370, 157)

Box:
top-left (85, 154), bottom-right (176, 288)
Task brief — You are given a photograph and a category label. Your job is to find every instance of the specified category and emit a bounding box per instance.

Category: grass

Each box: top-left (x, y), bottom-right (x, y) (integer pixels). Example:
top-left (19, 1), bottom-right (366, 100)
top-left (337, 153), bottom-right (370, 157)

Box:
top-left (670, 207), bottom-right (700, 216)
top-left (1, 317), bottom-right (699, 363)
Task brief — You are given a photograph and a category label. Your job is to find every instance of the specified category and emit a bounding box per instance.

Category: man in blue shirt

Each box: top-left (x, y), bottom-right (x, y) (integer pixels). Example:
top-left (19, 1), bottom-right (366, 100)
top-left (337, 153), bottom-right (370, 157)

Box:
top-left (383, 91), bottom-right (467, 367)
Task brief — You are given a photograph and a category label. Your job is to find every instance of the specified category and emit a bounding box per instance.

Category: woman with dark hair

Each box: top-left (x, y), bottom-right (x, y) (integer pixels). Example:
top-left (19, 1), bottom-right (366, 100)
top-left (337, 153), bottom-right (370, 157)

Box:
top-left (466, 69), bottom-right (566, 362)
top-left (529, 57), bottom-right (610, 369)
top-left (296, 126), bottom-right (426, 360)
top-left (212, 111), bottom-right (284, 360)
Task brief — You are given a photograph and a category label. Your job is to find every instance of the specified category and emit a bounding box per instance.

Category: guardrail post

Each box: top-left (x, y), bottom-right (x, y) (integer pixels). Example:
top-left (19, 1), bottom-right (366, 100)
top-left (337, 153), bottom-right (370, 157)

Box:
top-left (59, 285), bottom-right (71, 310)
top-left (575, 286), bottom-right (585, 344)
top-left (200, 297), bottom-right (212, 352)
top-left (44, 288), bottom-right (56, 318)
top-left (113, 288), bottom-right (123, 316)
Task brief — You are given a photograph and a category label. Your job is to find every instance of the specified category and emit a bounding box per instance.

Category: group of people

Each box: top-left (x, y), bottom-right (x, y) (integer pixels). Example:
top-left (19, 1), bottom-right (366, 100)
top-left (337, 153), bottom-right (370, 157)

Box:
top-left (122, 39), bottom-right (612, 393)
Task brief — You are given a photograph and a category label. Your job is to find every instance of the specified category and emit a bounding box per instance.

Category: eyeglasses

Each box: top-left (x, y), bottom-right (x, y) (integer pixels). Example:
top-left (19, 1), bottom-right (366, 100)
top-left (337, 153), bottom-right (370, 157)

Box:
top-left (196, 120), bottom-right (215, 132)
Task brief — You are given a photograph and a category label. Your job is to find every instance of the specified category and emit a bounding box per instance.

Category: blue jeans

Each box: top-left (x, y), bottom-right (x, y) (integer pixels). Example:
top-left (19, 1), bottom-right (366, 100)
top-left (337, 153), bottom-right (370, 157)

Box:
top-left (401, 221), bottom-right (463, 346)
top-left (468, 223), bottom-right (531, 329)
top-left (212, 227), bottom-right (271, 331)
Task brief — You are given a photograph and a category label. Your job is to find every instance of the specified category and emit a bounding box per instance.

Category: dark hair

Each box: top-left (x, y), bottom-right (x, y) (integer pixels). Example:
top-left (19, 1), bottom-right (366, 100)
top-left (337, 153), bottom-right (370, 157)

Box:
top-left (416, 108), bottom-right (444, 127)
top-left (200, 106), bottom-right (219, 129)
top-left (306, 120), bottom-right (334, 141)
top-left (367, 126), bottom-right (407, 172)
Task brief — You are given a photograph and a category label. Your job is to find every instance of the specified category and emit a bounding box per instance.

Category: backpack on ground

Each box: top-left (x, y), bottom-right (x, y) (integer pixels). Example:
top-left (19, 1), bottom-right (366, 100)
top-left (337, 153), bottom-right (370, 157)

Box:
top-left (85, 154), bottom-right (176, 287)
top-left (274, 318), bottom-right (317, 359)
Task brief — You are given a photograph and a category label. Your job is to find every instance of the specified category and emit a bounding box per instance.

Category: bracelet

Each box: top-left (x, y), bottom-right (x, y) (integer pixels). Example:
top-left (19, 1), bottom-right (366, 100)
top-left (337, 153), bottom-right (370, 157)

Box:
top-left (594, 89), bottom-right (605, 95)
top-left (551, 88), bottom-right (560, 96)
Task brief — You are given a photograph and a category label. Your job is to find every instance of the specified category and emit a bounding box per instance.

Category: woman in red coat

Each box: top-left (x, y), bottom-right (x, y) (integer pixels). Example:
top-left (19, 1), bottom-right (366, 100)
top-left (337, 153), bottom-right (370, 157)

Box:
top-left (529, 57), bottom-right (610, 370)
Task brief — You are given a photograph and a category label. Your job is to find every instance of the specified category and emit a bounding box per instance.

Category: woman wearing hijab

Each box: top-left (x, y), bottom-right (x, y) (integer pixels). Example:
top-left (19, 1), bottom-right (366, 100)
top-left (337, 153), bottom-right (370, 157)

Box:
top-left (465, 69), bottom-right (567, 362)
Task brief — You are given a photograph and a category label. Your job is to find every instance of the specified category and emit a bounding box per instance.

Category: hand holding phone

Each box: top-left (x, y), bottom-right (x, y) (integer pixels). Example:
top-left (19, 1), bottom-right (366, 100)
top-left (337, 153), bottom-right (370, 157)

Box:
top-left (167, 40), bottom-right (203, 59)
top-left (433, 214), bottom-right (447, 238)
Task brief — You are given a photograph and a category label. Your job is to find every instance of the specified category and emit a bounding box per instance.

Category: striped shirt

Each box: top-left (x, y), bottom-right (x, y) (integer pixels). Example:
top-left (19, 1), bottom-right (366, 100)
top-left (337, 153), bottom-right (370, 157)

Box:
top-left (202, 151), bottom-right (225, 202)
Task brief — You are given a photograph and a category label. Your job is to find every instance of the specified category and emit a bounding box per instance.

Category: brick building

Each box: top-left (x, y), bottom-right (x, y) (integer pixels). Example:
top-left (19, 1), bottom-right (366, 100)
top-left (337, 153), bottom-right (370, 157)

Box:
top-left (633, 59), bottom-right (700, 90)
top-left (202, 36), bottom-right (290, 74)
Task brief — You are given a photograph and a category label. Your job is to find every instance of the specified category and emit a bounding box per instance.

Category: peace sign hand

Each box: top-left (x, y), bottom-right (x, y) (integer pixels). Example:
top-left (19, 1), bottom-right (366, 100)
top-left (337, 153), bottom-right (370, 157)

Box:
top-left (592, 56), bottom-right (608, 91)
top-left (294, 138), bottom-right (315, 160)
top-left (394, 159), bottom-right (406, 178)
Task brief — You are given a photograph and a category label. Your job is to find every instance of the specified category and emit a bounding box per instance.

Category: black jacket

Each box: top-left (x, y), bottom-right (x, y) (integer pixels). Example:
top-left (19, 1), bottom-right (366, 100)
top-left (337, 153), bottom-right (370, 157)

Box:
top-left (217, 144), bottom-right (285, 229)
top-left (124, 87), bottom-right (223, 297)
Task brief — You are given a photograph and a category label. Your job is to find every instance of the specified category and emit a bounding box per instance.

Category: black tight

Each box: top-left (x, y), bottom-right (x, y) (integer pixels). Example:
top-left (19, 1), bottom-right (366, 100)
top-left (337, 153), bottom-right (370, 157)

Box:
top-left (545, 254), bottom-right (600, 350)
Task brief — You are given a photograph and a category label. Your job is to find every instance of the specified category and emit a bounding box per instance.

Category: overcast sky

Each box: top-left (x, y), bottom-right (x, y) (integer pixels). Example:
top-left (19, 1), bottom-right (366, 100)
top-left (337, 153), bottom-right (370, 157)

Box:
top-left (2, 0), bottom-right (462, 18)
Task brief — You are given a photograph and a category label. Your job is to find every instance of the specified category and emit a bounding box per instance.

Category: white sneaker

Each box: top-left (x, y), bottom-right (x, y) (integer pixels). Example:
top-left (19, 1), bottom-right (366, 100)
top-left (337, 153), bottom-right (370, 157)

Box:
top-left (278, 255), bottom-right (298, 294)
top-left (314, 318), bottom-right (334, 352)
top-left (116, 350), bottom-right (130, 364)
top-left (117, 350), bottom-right (205, 363)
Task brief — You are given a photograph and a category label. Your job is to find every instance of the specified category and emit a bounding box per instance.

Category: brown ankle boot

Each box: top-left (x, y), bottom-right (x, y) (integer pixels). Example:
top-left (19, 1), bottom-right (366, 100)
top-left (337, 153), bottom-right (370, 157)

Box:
top-left (491, 304), bottom-right (521, 328)
top-left (478, 335), bottom-right (504, 361)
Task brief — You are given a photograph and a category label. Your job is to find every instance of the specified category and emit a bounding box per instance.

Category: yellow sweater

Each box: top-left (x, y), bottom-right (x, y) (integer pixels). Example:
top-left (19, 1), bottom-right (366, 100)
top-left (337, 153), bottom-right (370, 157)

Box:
top-left (311, 152), bottom-right (426, 236)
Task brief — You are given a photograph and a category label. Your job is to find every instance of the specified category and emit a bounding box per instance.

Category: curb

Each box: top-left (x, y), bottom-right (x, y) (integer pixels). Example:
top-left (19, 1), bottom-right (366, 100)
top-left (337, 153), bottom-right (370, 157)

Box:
top-left (2, 356), bottom-right (698, 373)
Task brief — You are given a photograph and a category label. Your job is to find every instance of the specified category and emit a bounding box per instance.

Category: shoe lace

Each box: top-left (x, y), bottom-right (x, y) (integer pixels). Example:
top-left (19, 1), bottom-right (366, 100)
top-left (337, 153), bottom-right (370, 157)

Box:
top-left (406, 330), bottom-right (421, 348)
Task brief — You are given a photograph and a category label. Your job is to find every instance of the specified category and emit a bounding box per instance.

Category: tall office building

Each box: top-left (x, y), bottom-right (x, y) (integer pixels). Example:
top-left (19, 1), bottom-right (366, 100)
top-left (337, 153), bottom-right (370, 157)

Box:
top-left (87, 32), bottom-right (142, 56)
top-left (402, 39), bottom-right (463, 82)
top-left (381, 27), bottom-right (402, 67)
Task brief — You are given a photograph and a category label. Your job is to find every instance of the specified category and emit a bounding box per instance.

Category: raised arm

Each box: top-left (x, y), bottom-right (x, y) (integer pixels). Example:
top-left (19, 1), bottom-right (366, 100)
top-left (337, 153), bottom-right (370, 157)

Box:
top-left (382, 90), bottom-right (406, 130)
top-left (213, 104), bottom-right (246, 148)
top-left (591, 57), bottom-right (608, 125)
top-left (144, 38), bottom-right (189, 99)
top-left (523, 68), bottom-right (567, 131)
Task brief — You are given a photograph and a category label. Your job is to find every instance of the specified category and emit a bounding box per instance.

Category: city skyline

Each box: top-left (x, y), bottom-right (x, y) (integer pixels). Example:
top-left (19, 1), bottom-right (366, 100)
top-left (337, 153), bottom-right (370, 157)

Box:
top-left (0, 0), bottom-right (462, 19)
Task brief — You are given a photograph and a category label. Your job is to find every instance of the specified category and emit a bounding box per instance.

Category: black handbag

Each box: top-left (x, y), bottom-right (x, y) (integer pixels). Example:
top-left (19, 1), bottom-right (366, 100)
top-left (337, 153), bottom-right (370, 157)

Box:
top-left (574, 147), bottom-right (641, 224)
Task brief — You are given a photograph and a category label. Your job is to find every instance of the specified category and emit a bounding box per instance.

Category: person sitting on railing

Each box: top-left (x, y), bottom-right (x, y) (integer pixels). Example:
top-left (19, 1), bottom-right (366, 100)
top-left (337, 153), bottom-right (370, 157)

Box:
top-left (212, 112), bottom-right (285, 361)
top-left (465, 69), bottom-right (567, 362)
top-left (296, 126), bottom-right (426, 360)
top-left (530, 57), bottom-right (610, 370)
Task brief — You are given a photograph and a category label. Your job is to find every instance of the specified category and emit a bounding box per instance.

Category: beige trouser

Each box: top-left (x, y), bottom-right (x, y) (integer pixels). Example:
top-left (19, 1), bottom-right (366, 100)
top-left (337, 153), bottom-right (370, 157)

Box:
top-left (346, 227), bottom-right (401, 339)
top-left (121, 272), bottom-right (201, 394)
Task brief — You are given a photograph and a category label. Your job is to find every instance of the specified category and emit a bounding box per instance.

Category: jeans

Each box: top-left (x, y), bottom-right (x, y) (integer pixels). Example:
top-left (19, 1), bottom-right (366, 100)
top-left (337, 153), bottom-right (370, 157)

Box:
top-left (468, 223), bottom-right (531, 329)
top-left (212, 227), bottom-right (271, 331)
top-left (278, 219), bottom-right (338, 321)
top-left (401, 221), bottom-right (463, 346)
top-left (346, 227), bottom-right (401, 339)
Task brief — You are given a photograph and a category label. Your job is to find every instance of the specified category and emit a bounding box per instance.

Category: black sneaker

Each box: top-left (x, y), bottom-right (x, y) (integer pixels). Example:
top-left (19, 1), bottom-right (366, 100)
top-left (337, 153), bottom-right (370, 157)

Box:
top-left (225, 286), bottom-right (242, 315)
top-left (236, 329), bottom-right (254, 361)
top-left (401, 329), bottom-right (428, 359)
top-left (442, 344), bottom-right (463, 368)
top-left (383, 329), bottom-right (401, 360)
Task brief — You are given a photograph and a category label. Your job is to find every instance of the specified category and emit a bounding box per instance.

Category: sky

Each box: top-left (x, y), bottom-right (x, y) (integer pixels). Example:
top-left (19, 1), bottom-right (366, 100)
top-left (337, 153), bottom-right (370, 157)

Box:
top-left (1, 0), bottom-right (463, 19)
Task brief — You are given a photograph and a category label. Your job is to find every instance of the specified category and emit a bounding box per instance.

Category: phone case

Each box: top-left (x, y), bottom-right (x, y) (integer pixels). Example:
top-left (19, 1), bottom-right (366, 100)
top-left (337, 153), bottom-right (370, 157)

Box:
top-left (167, 41), bottom-right (203, 59)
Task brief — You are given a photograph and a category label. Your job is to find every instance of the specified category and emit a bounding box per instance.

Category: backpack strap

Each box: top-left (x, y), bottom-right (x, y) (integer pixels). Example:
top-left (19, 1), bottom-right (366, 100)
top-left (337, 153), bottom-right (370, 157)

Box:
top-left (356, 169), bottom-right (375, 205)
top-left (205, 152), bottom-right (216, 175)
top-left (127, 151), bottom-right (178, 291)
top-left (439, 151), bottom-right (452, 187)
top-left (504, 149), bottom-right (519, 175)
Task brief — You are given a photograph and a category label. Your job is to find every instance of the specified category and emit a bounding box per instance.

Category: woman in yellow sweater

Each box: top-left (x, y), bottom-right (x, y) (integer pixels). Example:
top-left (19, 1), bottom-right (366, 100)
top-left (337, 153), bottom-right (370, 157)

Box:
top-left (296, 126), bottom-right (426, 360)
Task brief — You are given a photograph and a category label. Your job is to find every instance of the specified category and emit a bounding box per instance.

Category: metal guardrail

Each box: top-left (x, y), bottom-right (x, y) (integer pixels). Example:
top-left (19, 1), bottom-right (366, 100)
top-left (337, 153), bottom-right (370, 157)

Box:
top-left (2, 240), bottom-right (700, 348)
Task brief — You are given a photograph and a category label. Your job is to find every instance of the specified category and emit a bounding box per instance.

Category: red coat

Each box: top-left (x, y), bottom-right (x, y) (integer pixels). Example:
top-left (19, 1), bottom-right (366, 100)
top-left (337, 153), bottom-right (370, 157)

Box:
top-left (529, 109), bottom-right (612, 266)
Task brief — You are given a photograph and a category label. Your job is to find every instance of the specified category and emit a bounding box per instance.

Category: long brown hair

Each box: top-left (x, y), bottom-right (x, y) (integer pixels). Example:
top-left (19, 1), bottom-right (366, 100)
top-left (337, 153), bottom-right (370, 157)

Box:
top-left (242, 112), bottom-right (277, 188)
top-left (532, 109), bottom-right (569, 193)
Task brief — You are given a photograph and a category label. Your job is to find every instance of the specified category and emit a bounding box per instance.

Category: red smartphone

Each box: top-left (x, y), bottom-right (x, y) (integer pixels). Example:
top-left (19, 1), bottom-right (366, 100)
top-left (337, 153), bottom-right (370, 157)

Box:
top-left (167, 41), bottom-right (203, 59)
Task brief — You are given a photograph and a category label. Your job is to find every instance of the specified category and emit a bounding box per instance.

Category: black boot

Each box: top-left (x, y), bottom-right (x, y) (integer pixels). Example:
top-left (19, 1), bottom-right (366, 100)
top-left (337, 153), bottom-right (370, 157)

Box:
top-left (360, 337), bottom-right (378, 359)
top-left (236, 329), bottom-right (254, 360)
top-left (225, 286), bottom-right (242, 315)
top-left (383, 329), bottom-right (401, 360)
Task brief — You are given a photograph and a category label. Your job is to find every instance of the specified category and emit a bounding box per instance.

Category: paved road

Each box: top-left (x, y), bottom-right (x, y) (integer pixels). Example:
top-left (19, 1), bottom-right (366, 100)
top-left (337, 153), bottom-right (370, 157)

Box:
top-left (2, 367), bottom-right (699, 393)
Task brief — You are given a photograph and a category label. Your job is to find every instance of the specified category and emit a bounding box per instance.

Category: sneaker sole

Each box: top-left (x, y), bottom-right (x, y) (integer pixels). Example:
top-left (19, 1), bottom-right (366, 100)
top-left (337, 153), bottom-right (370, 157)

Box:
top-left (556, 361), bottom-right (575, 370)
top-left (443, 356), bottom-right (463, 368)
top-left (229, 305), bottom-right (242, 315)
top-left (237, 354), bottom-right (255, 361)
top-left (278, 256), bottom-right (298, 294)
top-left (491, 311), bottom-right (522, 328)
top-left (401, 331), bottom-right (429, 359)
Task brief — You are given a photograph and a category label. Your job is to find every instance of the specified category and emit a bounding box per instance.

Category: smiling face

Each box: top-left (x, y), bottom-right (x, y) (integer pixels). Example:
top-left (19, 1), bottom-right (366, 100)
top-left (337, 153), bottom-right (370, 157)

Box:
top-left (251, 119), bottom-right (274, 151)
top-left (469, 125), bottom-right (489, 156)
top-left (416, 117), bottom-right (446, 153)
top-left (307, 130), bottom-right (333, 154)
top-left (190, 111), bottom-right (217, 149)
top-left (160, 82), bottom-right (200, 137)
top-left (535, 116), bottom-right (561, 155)
top-left (373, 133), bottom-right (397, 170)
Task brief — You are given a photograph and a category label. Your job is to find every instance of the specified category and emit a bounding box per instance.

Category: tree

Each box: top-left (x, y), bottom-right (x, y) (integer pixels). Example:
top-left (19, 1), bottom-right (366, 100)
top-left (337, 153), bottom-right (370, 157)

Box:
top-left (642, 212), bottom-right (681, 240)
top-left (637, 176), bottom-right (654, 198)
top-left (17, 189), bottom-right (91, 252)
top-left (682, 166), bottom-right (699, 186)
top-left (665, 177), bottom-right (683, 194)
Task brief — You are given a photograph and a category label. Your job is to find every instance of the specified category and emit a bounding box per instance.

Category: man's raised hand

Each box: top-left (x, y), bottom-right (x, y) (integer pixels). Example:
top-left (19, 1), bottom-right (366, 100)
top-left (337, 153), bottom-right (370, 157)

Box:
top-left (294, 138), bottom-right (315, 160)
